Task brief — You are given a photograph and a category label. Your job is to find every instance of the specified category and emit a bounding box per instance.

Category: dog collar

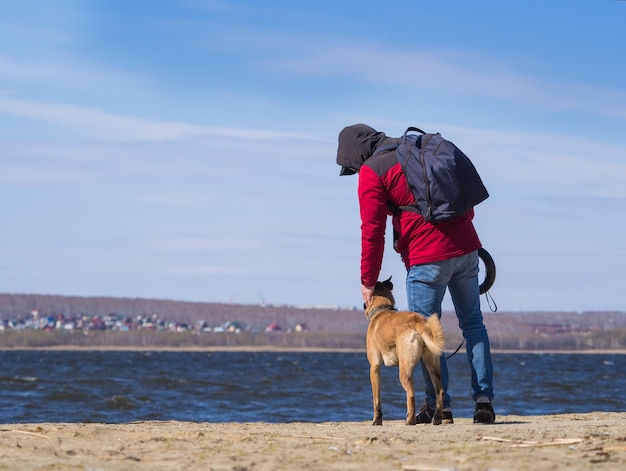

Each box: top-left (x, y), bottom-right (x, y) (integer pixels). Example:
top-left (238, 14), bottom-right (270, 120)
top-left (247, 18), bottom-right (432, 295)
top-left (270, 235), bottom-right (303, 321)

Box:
top-left (366, 304), bottom-right (396, 322)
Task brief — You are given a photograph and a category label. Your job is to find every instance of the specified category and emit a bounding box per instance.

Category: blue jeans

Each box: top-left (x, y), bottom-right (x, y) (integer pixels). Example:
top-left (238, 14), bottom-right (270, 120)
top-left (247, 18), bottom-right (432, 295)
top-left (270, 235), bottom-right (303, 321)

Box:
top-left (406, 250), bottom-right (494, 410)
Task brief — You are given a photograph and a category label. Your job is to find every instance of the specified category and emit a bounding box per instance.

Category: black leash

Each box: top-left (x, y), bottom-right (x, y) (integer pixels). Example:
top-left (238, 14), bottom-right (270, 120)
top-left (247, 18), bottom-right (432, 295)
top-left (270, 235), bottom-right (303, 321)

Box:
top-left (485, 290), bottom-right (498, 312)
top-left (446, 288), bottom-right (497, 360)
top-left (446, 339), bottom-right (465, 360)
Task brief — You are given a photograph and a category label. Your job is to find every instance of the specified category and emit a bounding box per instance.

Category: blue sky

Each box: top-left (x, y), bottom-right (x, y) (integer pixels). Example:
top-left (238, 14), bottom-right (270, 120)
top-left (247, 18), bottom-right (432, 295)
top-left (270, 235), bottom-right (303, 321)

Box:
top-left (1, 0), bottom-right (625, 312)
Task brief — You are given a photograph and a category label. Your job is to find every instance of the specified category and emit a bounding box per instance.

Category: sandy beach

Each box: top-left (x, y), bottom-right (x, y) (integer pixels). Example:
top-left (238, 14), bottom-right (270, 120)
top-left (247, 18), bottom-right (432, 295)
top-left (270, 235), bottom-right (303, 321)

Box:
top-left (1, 412), bottom-right (624, 470)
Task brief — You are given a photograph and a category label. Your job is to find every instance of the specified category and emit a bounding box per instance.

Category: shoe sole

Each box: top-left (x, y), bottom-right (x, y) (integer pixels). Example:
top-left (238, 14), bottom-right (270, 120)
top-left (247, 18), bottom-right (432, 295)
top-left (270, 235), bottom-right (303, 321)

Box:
top-left (473, 410), bottom-right (495, 424)
top-left (416, 412), bottom-right (454, 425)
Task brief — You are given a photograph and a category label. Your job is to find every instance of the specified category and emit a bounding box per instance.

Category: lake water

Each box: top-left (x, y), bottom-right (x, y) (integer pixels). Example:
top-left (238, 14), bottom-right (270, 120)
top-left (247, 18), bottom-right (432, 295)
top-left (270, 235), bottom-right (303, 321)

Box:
top-left (1, 351), bottom-right (623, 423)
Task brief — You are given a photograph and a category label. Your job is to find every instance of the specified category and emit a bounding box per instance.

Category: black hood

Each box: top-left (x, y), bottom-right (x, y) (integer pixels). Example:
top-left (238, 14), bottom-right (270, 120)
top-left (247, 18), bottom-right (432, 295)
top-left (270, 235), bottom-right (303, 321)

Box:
top-left (336, 124), bottom-right (387, 176)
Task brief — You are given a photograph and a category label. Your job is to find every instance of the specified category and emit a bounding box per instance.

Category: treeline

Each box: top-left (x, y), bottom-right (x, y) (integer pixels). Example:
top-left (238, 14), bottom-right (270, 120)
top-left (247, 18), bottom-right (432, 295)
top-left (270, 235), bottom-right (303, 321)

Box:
top-left (2, 328), bottom-right (625, 351)
top-left (0, 329), bottom-right (366, 350)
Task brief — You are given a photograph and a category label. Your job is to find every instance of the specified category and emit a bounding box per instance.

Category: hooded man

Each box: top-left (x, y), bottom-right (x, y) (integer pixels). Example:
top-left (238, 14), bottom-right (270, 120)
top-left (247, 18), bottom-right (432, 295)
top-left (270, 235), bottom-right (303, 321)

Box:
top-left (337, 123), bottom-right (496, 424)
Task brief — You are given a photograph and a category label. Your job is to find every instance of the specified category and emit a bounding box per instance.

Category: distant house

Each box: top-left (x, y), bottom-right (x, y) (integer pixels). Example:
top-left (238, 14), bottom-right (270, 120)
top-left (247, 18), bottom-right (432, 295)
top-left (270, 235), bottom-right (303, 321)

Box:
top-left (224, 321), bottom-right (243, 333)
top-left (265, 323), bottom-right (282, 332)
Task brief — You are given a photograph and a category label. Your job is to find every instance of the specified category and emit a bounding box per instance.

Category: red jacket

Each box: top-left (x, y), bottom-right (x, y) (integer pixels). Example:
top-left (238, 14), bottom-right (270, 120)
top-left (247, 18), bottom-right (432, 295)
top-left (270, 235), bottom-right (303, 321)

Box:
top-left (358, 145), bottom-right (482, 287)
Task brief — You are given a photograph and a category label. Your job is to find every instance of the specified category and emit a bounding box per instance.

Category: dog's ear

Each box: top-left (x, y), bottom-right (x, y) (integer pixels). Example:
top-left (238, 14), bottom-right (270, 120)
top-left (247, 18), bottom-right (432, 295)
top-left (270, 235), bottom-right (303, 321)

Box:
top-left (383, 276), bottom-right (393, 290)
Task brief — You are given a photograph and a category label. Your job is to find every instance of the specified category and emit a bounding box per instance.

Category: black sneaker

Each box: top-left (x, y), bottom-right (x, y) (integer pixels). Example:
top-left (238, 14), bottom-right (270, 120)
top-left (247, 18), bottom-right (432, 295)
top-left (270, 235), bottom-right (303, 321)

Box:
top-left (473, 397), bottom-right (495, 423)
top-left (416, 404), bottom-right (454, 424)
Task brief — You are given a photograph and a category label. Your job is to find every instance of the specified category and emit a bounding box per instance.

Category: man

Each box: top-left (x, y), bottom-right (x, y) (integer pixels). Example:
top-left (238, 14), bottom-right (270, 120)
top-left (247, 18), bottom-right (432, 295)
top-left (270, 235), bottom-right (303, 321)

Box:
top-left (337, 123), bottom-right (495, 424)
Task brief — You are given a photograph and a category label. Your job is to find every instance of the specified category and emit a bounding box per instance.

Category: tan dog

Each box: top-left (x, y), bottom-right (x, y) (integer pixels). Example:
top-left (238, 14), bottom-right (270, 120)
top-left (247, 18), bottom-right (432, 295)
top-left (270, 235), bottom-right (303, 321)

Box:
top-left (365, 278), bottom-right (445, 426)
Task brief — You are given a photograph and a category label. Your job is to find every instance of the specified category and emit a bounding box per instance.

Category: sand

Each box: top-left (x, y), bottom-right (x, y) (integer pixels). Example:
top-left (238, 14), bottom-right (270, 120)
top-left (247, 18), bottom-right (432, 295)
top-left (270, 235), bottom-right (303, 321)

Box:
top-left (1, 412), bottom-right (625, 471)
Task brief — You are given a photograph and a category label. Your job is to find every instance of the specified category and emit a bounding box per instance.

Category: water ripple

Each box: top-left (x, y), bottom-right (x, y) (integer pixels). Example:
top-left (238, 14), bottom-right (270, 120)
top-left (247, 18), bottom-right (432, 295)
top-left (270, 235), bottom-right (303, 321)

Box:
top-left (0, 351), bottom-right (623, 423)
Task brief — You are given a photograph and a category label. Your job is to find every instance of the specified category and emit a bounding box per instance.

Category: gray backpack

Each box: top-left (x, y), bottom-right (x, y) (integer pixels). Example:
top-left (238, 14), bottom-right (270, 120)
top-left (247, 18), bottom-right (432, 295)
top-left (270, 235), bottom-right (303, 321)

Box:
top-left (375, 126), bottom-right (489, 223)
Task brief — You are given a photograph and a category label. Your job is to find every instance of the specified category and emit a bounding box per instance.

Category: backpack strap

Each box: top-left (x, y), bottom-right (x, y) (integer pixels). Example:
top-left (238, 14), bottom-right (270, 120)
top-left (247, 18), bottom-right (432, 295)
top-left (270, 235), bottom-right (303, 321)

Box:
top-left (394, 127), bottom-right (427, 214)
top-left (387, 202), bottom-right (422, 214)
top-left (376, 129), bottom-right (426, 214)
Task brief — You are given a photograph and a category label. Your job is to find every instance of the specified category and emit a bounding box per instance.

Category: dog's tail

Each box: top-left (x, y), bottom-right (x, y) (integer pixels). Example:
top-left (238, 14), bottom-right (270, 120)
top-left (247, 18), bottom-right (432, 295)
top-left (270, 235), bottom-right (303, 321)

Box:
top-left (420, 314), bottom-right (445, 357)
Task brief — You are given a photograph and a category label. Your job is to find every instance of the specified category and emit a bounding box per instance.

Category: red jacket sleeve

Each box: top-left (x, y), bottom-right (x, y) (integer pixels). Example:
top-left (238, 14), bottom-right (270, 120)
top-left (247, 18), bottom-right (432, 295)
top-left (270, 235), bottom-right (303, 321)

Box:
top-left (358, 165), bottom-right (389, 287)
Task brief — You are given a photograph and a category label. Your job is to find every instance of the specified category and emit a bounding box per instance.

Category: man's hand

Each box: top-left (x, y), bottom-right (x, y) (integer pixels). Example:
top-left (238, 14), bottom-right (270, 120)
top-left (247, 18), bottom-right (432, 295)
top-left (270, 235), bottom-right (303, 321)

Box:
top-left (361, 284), bottom-right (375, 307)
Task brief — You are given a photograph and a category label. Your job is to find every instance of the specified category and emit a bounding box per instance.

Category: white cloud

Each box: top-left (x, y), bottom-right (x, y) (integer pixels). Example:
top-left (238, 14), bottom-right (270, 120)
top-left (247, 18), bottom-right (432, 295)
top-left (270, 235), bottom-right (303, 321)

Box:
top-left (3, 99), bottom-right (625, 202)
top-left (435, 125), bottom-right (626, 197)
top-left (0, 164), bottom-right (97, 184)
top-left (266, 43), bottom-right (626, 120)
top-left (147, 237), bottom-right (263, 252)
top-left (138, 191), bottom-right (215, 207)
top-left (169, 264), bottom-right (249, 275)
top-left (0, 96), bottom-right (322, 142)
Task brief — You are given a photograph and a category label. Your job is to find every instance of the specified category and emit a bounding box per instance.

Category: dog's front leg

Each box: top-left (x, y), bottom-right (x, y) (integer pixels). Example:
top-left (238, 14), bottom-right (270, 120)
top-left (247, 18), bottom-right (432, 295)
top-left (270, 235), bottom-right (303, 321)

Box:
top-left (370, 363), bottom-right (383, 425)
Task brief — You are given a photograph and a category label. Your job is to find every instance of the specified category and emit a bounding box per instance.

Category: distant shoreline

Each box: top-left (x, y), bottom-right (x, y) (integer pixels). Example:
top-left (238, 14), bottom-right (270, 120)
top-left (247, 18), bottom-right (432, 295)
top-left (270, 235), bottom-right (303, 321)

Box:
top-left (3, 293), bottom-right (625, 351)
top-left (1, 345), bottom-right (625, 354)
